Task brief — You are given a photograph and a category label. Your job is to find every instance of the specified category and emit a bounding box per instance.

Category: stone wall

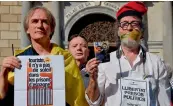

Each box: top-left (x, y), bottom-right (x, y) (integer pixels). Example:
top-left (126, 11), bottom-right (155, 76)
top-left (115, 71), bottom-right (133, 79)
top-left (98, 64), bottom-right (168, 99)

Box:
top-left (0, 1), bottom-right (22, 69)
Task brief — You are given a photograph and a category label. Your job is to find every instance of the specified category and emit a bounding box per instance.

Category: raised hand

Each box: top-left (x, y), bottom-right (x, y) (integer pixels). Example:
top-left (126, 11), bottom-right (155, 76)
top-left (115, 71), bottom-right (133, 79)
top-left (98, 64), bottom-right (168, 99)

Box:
top-left (1, 56), bottom-right (21, 76)
top-left (86, 58), bottom-right (100, 80)
top-left (0, 56), bottom-right (21, 99)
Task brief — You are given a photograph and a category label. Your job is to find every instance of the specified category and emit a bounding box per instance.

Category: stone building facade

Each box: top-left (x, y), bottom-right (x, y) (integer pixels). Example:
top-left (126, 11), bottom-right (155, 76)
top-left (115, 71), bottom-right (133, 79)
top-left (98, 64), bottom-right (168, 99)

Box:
top-left (0, 1), bottom-right (173, 68)
top-left (0, 1), bottom-right (22, 69)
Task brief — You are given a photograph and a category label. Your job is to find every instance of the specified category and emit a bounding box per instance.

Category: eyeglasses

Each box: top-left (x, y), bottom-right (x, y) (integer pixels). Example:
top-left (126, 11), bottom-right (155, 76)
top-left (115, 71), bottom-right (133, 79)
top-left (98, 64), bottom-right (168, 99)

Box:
top-left (118, 21), bottom-right (142, 30)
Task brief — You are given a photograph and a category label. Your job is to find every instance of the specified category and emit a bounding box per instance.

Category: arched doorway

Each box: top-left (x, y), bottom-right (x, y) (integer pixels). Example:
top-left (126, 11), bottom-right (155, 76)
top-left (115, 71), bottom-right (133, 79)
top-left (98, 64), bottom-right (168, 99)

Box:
top-left (68, 13), bottom-right (119, 60)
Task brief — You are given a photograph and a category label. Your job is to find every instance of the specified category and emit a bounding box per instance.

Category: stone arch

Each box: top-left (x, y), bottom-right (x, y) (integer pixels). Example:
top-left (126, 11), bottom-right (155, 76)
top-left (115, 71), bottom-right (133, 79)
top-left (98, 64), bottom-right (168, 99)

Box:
top-left (64, 4), bottom-right (118, 46)
top-left (69, 13), bottom-right (118, 43)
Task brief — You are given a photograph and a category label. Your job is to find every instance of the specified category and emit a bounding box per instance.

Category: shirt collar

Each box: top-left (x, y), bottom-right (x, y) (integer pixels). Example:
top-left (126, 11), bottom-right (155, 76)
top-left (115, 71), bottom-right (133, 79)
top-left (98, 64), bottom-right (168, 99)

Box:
top-left (31, 45), bottom-right (39, 55)
top-left (30, 43), bottom-right (61, 55)
top-left (119, 46), bottom-right (143, 59)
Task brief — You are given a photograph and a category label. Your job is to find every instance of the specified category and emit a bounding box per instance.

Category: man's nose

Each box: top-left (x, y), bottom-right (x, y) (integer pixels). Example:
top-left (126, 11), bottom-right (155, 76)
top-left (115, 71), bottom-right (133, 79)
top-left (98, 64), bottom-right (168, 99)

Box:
top-left (76, 45), bottom-right (82, 50)
top-left (37, 20), bottom-right (43, 28)
top-left (127, 24), bottom-right (133, 31)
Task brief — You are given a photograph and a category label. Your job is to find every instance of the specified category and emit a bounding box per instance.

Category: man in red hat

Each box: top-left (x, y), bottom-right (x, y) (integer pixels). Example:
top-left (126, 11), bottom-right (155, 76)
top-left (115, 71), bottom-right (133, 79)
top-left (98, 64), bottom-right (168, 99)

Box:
top-left (85, 1), bottom-right (172, 106)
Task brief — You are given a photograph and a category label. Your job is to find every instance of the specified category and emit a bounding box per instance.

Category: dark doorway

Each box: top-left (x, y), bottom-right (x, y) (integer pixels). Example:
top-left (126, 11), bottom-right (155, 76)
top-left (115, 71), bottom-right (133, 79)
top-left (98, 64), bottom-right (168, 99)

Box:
top-left (68, 13), bottom-right (119, 60)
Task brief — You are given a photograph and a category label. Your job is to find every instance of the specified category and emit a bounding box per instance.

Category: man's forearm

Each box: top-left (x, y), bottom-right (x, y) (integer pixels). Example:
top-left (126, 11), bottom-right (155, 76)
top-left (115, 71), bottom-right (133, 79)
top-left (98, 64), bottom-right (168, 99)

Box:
top-left (0, 73), bottom-right (8, 99)
top-left (86, 78), bottom-right (100, 102)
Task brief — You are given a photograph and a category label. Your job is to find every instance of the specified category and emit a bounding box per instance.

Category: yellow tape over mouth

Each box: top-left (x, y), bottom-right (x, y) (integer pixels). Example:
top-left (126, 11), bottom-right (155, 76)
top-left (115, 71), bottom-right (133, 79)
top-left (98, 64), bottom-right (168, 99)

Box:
top-left (129, 29), bottom-right (142, 41)
top-left (120, 29), bottom-right (142, 41)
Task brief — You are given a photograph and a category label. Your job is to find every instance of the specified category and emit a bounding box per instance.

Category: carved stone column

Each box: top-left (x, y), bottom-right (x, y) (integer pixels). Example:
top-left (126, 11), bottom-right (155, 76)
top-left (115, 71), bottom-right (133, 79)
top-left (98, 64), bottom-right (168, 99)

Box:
top-left (51, 1), bottom-right (64, 48)
top-left (163, 1), bottom-right (173, 66)
top-left (21, 1), bottom-right (32, 48)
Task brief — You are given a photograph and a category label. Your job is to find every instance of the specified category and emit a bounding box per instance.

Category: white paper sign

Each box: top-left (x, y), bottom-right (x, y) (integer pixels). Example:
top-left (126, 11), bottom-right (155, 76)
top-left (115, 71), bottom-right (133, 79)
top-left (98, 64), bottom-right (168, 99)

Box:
top-left (14, 55), bottom-right (65, 106)
top-left (120, 78), bottom-right (149, 106)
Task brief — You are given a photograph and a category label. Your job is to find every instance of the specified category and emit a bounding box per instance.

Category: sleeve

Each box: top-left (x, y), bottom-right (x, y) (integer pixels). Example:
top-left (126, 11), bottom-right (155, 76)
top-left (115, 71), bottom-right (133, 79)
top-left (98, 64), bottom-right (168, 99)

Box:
top-left (63, 51), bottom-right (88, 106)
top-left (85, 91), bottom-right (103, 106)
top-left (0, 83), bottom-right (14, 106)
top-left (85, 63), bottom-right (106, 106)
top-left (169, 71), bottom-right (173, 104)
top-left (157, 58), bottom-right (172, 106)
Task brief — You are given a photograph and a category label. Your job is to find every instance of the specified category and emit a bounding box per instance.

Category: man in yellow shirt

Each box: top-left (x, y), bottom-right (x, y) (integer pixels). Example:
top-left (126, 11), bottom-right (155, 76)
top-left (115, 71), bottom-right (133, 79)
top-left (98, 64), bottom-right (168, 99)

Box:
top-left (0, 6), bottom-right (88, 106)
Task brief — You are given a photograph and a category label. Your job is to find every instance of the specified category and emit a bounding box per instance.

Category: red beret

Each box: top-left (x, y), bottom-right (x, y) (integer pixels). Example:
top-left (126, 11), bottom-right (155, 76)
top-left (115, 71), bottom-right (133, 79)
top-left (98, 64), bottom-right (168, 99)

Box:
top-left (116, 1), bottom-right (147, 20)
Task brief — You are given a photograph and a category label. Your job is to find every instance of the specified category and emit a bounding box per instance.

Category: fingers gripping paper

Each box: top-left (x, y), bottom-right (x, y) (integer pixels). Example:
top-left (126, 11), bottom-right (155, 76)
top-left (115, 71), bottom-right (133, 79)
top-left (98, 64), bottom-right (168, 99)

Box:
top-left (14, 55), bottom-right (65, 106)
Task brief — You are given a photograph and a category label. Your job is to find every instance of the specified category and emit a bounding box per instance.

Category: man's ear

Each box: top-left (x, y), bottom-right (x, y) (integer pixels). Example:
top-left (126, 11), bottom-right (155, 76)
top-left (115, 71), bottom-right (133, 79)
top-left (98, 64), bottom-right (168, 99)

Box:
top-left (27, 29), bottom-right (29, 34)
top-left (67, 46), bottom-right (70, 51)
top-left (117, 31), bottom-right (121, 37)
